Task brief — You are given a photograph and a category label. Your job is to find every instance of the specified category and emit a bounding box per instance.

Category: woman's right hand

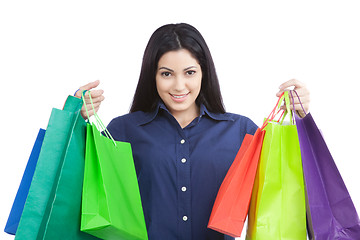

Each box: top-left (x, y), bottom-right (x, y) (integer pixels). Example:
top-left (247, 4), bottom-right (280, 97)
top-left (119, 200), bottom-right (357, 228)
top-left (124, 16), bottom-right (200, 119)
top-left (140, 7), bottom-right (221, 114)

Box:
top-left (74, 80), bottom-right (105, 120)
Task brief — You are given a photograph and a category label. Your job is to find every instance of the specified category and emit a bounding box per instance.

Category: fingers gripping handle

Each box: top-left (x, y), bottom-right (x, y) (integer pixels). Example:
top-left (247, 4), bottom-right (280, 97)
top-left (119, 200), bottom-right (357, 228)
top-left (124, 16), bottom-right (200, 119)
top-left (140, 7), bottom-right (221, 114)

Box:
top-left (81, 90), bottom-right (117, 146)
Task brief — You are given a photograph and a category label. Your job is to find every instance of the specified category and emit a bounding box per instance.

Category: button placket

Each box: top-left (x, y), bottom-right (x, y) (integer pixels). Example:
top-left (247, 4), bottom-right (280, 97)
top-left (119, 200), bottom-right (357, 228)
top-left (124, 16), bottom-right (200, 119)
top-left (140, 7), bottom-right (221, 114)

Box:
top-left (176, 136), bottom-right (191, 238)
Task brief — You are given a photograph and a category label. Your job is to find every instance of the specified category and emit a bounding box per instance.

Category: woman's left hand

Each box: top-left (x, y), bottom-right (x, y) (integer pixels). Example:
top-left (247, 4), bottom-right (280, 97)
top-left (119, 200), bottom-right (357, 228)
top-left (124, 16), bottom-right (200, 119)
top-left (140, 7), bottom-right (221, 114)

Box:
top-left (276, 79), bottom-right (310, 117)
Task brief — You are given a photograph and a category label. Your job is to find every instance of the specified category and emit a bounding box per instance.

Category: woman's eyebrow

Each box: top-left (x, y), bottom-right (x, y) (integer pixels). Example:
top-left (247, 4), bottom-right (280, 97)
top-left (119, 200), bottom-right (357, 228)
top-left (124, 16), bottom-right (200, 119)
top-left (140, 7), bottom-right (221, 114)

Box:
top-left (158, 66), bottom-right (197, 72)
top-left (158, 67), bottom-right (174, 72)
top-left (184, 66), bottom-right (197, 71)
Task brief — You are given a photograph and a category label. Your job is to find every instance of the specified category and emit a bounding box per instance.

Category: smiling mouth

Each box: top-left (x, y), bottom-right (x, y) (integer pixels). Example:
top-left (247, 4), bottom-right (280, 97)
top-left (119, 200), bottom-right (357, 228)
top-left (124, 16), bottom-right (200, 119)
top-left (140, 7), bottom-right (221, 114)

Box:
top-left (170, 93), bottom-right (189, 99)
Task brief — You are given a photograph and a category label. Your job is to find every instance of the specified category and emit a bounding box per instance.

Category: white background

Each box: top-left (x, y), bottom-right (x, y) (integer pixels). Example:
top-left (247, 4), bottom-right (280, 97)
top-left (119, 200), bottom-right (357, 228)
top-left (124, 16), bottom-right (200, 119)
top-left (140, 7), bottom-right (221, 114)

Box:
top-left (1, 1), bottom-right (359, 239)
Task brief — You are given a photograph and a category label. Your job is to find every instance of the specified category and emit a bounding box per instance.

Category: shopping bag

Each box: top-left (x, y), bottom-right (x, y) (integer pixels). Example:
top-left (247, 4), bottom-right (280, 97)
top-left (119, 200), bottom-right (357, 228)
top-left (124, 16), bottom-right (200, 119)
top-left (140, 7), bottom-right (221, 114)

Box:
top-left (290, 91), bottom-right (360, 239)
top-left (208, 102), bottom-right (295, 237)
top-left (15, 95), bottom-right (99, 240)
top-left (80, 92), bottom-right (148, 240)
top-left (246, 91), bottom-right (307, 240)
top-left (4, 129), bottom-right (45, 235)
top-left (208, 129), bottom-right (264, 237)
top-left (208, 92), bottom-right (295, 237)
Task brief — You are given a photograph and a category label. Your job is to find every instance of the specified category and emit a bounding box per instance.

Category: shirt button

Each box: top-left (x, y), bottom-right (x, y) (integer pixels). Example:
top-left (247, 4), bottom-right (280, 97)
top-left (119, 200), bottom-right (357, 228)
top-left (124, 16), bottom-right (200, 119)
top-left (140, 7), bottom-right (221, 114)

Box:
top-left (183, 216), bottom-right (188, 221)
top-left (180, 139), bottom-right (185, 144)
top-left (181, 186), bottom-right (187, 192)
top-left (181, 158), bottom-right (187, 163)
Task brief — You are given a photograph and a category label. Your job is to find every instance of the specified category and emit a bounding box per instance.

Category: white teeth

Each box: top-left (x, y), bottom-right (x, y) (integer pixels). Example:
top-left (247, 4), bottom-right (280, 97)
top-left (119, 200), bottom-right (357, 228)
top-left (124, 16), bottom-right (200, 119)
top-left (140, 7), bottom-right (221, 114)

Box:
top-left (172, 94), bottom-right (187, 99)
top-left (173, 95), bottom-right (184, 98)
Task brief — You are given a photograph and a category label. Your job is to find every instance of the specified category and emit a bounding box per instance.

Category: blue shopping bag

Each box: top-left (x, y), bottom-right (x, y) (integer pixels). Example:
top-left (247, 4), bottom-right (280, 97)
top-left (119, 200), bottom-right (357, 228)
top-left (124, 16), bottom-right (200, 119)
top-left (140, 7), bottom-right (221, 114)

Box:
top-left (4, 129), bottom-right (46, 235)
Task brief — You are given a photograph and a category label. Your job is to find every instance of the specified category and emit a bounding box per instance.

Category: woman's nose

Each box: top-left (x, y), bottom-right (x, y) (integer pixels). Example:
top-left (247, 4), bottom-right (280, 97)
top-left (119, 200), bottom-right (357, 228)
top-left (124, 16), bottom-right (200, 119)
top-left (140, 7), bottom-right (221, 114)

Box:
top-left (174, 76), bottom-right (186, 91)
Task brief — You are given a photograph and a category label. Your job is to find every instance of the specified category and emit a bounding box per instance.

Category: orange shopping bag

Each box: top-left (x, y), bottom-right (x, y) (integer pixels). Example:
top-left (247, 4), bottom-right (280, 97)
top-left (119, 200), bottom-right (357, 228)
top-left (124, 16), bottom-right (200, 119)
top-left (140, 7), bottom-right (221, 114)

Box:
top-left (208, 93), bottom-right (285, 238)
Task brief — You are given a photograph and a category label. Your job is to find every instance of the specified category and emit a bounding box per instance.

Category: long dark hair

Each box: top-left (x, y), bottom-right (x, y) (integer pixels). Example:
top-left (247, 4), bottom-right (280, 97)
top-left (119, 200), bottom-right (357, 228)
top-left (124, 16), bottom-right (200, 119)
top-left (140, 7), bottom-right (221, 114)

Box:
top-left (130, 23), bottom-right (225, 114)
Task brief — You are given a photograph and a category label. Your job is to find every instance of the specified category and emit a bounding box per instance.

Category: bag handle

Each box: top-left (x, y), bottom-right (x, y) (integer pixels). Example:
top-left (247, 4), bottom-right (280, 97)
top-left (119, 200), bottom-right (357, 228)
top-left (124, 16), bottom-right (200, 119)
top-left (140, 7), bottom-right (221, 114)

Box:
top-left (289, 90), bottom-right (307, 116)
top-left (261, 91), bottom-right (294, 130)
top-left (280, 91), bottom-right (294, 125)
top-left (261, 92), bottom-right (283, 130)
top-left (81, 90), bottom-right (117, 146)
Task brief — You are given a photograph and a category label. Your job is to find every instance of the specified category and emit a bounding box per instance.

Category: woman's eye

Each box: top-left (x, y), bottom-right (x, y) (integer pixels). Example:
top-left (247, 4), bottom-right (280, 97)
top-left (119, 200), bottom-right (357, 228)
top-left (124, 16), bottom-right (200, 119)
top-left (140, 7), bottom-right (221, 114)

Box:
top-left (186, 70), bottom-right (196, 75)
top-left (161, 72), bottom-right (171, 77)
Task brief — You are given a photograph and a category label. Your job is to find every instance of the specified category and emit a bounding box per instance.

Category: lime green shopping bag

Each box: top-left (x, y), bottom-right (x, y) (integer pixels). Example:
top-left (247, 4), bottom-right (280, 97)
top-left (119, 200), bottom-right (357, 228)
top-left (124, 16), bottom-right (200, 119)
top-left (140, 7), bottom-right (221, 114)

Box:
top-left (246, 92), bottom-right (306, 240)
top-left (80, 92), bottom-right (148, 240)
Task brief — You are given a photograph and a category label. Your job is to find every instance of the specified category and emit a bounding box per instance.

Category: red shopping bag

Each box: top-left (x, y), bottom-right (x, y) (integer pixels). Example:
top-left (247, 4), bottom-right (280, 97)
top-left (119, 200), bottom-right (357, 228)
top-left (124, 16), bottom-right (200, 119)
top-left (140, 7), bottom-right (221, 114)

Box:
top-left (208, 93), bottom-right (285, 237)
top-left (208, 129), bottom-right (265, 237)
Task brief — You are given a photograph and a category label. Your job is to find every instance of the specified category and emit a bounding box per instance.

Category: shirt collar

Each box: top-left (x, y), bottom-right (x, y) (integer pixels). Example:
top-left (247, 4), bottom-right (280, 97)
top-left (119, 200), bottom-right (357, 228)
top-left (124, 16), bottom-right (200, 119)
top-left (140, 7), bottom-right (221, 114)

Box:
top-left (137, 101), bottom-right (234, 126)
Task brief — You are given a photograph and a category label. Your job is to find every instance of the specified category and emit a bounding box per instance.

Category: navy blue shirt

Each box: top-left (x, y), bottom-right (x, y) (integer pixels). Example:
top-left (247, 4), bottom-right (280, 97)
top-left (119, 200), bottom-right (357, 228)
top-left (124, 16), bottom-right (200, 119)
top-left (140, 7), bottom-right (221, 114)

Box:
top-left (107, 102), bottom-right (257, 240)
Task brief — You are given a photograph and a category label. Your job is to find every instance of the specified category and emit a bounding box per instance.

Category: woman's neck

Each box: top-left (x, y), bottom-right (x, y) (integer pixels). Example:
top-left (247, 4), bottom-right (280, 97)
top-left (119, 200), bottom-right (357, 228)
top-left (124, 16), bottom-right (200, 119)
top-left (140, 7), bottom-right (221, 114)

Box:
top-left (171, 106), bottom-right (200, 129)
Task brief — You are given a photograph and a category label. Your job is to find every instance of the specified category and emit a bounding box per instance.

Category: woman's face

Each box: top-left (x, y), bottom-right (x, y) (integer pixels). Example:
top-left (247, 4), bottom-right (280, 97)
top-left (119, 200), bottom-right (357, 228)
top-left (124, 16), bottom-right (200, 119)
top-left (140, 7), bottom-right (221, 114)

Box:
top-left (156, 49), bottom-right (202, 118)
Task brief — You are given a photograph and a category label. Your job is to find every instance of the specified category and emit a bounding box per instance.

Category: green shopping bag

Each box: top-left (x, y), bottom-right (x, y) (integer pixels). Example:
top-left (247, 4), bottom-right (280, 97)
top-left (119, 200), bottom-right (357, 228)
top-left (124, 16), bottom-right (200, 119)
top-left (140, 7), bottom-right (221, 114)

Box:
top-left (15, 96), bottom-right (99, 240)
top-left (246, 92), bottom-right (306, 240)
top-left (80, 92), bottom-right (148, 240)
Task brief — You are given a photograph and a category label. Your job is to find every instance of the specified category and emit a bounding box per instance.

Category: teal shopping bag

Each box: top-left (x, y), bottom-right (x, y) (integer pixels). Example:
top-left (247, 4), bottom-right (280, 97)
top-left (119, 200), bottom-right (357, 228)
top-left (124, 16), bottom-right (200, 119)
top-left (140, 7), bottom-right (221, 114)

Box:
top-left (15, 96), bottom-right (99, 240)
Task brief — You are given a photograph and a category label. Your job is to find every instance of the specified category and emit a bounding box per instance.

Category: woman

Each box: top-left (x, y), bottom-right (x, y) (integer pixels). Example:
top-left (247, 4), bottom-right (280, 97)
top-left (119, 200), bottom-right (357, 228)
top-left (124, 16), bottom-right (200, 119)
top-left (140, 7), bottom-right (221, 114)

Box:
top-left (75, 23), bottom-right (310, 240)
